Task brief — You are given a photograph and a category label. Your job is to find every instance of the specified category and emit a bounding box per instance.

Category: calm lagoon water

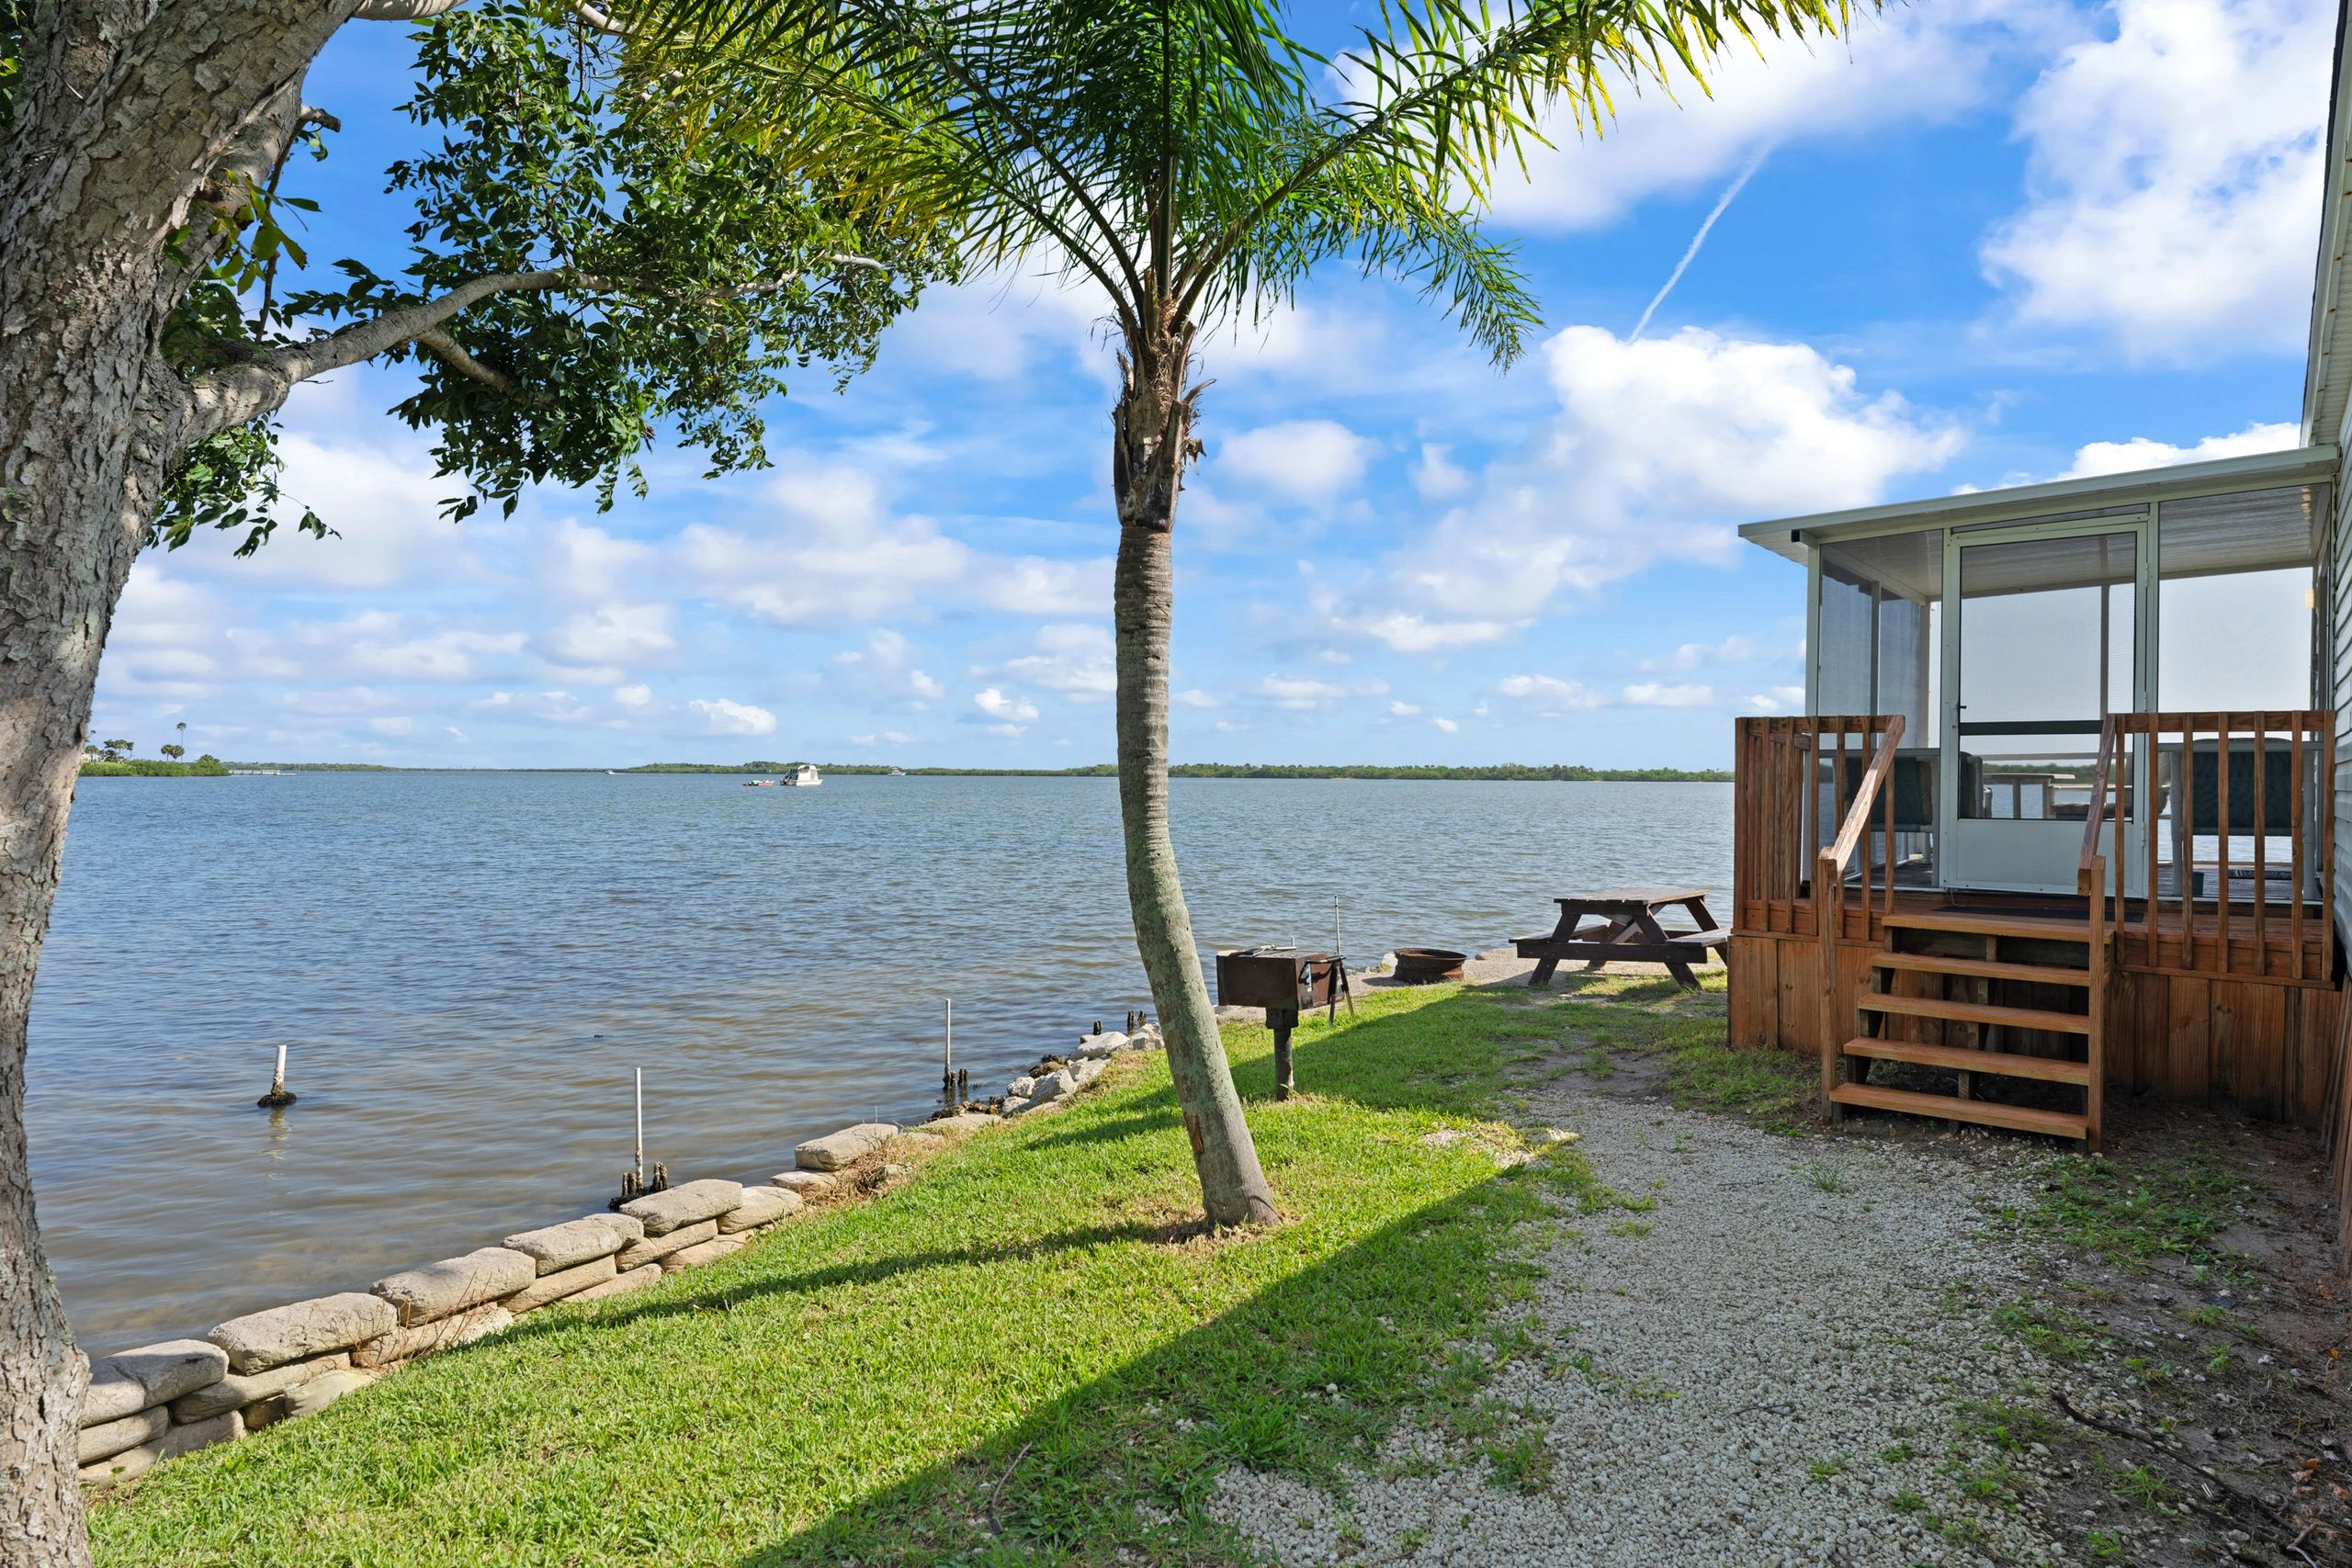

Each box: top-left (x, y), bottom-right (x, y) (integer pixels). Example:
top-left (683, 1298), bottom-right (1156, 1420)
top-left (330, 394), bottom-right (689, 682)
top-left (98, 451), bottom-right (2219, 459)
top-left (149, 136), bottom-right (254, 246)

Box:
top-left (30, 771), bottom-right (1731, 1348)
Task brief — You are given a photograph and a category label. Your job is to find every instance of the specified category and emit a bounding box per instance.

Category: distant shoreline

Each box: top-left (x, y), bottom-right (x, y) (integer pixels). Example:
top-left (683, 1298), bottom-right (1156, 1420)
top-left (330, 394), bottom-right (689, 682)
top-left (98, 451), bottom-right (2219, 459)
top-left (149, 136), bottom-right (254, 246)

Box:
top-left (124, 761), bottom-right (1733, 783)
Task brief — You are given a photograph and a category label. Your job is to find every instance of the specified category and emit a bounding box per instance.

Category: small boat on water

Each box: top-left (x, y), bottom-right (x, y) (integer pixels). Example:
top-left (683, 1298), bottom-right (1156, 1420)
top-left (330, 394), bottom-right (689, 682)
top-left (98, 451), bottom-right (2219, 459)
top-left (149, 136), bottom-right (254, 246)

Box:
top-left (783, 764), bottom-right (822, 787)
top-left (743, 779), bottom-right (778, 787)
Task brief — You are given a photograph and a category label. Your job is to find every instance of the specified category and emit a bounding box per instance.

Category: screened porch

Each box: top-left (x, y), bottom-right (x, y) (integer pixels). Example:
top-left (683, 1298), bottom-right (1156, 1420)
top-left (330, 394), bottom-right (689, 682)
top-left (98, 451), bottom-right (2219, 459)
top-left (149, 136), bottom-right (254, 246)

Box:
top-left (1736, 446), bottom-right (2335, 927)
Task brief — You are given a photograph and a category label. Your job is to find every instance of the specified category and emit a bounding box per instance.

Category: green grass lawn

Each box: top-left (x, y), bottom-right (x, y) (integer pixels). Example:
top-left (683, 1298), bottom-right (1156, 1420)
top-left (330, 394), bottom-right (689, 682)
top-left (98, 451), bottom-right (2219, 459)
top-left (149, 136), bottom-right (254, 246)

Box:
top-left (90, 981), bottom-right (1722, 1567)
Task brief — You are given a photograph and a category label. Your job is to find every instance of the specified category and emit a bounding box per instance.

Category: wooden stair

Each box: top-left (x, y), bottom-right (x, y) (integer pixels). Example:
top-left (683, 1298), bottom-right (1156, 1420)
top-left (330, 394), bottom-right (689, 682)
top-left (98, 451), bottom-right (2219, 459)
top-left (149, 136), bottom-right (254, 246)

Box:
top-left (1829, 907), bottom-right (2105, 1149)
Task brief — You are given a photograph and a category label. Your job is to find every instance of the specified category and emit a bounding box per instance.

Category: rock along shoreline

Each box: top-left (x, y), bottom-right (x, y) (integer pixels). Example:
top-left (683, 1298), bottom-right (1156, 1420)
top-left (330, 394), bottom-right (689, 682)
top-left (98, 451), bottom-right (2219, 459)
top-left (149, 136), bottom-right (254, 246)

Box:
top-left (75, 1021), bottom-right (1163, 1492)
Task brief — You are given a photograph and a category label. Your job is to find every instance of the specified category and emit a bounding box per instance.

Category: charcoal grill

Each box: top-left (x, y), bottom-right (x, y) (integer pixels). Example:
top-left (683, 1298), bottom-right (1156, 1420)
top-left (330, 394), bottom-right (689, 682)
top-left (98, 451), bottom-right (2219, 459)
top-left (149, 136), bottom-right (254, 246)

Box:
top-left (1215, 946), bottom-right (1349, 1100)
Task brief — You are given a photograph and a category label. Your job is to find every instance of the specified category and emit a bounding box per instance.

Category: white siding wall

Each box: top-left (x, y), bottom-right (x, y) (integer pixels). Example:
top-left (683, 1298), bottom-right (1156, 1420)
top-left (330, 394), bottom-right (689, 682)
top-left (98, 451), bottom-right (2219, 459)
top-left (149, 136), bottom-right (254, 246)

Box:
top-left (2333, 437), bottom-right (2352, 954)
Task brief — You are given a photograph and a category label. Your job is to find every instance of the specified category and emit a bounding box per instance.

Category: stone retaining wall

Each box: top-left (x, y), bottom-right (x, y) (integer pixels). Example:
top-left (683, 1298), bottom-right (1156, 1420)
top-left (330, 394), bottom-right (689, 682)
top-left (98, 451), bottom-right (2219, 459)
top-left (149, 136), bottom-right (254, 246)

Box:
top-left (75, 1021), bottom-right (1160, 1492)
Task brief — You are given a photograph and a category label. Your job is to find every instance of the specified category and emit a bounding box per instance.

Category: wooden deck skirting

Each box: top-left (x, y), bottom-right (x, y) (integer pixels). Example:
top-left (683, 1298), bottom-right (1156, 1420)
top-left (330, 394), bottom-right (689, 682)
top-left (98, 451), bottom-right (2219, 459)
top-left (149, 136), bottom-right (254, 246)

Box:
top-left (1729, 716), bottom-right (2348, 1134)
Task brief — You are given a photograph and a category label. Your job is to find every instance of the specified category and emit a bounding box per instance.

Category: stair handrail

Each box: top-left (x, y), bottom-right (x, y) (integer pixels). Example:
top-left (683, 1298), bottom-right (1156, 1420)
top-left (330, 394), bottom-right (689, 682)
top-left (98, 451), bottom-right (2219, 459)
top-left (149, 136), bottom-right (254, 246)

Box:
top-left (1816, 714), bottom-right (1903, 1094)
top-left (2072, 714), bottom-right (2120, 1149)
top-left (2075, 714), bottom-right (2120, 903)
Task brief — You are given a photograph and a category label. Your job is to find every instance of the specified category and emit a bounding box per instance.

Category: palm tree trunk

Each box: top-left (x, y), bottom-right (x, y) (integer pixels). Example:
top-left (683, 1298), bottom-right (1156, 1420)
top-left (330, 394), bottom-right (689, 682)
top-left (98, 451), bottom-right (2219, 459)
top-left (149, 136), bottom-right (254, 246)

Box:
top-left (1111, 343), bottom-right (1278, 1229)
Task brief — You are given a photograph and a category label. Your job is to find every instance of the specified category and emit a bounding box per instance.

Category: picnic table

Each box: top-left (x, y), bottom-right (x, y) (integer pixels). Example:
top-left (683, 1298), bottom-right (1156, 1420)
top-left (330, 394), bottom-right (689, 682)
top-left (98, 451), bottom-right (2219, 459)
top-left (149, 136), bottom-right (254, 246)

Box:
top-left (1512, 886), bottom-right (1727, 989)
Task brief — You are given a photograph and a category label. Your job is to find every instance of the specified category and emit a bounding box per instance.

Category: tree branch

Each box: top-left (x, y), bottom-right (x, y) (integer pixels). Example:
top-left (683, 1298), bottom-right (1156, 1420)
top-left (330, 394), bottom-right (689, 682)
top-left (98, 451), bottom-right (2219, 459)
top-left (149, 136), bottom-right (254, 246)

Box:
top-left (350, 0), bottom-right (471, 18)
top-left (350, 0), bottom-right (627, 29)
top-left (413, 328), bottom-right (519, 394)
top-left (185, 254), bottom-right (888, 440)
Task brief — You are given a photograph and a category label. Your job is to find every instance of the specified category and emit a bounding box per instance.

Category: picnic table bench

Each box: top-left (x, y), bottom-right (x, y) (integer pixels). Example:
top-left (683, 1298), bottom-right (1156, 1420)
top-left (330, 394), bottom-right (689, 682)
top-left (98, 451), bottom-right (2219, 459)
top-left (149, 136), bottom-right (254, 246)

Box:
top-left (1512, 886), bottom-right (1727, 990)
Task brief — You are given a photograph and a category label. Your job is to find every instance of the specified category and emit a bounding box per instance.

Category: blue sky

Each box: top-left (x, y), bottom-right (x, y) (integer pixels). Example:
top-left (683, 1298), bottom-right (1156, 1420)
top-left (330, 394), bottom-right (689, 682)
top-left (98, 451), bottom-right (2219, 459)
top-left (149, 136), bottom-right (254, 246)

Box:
top-left (94, 0), bottom-right (2333, 769)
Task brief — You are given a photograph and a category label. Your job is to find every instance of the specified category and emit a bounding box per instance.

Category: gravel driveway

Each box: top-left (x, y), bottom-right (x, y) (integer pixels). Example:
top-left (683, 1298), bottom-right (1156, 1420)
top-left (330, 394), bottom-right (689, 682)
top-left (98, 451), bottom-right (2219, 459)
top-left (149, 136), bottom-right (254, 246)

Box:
top-left (1214, 1088), bottom-right (2090, 1566)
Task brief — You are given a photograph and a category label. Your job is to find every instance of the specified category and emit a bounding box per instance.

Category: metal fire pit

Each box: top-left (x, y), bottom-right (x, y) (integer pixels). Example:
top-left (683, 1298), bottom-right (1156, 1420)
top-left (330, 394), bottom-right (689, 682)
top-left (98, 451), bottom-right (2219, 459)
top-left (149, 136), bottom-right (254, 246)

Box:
top-left (1392, 946), bottom-right (1467, 984)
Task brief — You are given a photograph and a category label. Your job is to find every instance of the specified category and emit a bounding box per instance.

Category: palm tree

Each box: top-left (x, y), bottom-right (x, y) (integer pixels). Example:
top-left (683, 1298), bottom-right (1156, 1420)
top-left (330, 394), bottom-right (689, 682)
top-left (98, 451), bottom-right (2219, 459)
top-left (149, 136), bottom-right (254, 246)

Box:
top-left (629, 0), bottom-right (1857, 1225)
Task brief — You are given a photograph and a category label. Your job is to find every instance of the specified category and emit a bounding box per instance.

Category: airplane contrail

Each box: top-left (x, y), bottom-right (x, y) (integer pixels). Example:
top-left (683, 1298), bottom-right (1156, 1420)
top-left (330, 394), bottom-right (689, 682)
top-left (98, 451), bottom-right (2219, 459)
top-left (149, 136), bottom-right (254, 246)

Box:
top-left (1631, 144), bottom-right (1772, 342)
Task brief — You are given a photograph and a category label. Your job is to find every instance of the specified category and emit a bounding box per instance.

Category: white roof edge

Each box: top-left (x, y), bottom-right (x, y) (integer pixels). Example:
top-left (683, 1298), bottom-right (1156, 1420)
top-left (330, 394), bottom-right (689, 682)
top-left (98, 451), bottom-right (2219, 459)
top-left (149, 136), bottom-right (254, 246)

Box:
top-left (1736, 444), bottom-right (2342, 564)
top-left (2302, 1), bottom-right (2352, 448)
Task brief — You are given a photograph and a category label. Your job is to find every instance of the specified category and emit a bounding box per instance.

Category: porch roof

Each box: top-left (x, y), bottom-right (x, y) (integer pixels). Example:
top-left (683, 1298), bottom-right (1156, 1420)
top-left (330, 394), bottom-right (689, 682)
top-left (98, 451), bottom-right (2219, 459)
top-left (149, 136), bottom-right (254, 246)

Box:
top-left (1737, 444), bottom-right (2340, 568)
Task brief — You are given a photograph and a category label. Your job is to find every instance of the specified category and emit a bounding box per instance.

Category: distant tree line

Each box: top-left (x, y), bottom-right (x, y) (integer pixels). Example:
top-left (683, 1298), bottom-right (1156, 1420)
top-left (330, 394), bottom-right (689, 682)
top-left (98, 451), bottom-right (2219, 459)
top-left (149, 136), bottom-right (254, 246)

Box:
top-left (621, 761), bottom-right (1731, 781)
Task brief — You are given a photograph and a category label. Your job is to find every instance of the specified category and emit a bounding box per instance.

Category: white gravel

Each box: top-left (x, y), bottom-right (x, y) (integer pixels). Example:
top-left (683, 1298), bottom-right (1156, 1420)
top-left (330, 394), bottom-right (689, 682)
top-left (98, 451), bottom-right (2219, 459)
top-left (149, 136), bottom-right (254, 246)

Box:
top-left (1212, 1092), bottom-right (2094, 1567)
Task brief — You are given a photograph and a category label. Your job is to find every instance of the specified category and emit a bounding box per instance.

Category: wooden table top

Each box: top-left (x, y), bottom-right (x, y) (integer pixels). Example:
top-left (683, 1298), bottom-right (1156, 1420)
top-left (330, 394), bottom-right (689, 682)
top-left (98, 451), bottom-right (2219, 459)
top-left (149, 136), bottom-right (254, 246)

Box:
top-left (1554, 886), bottom-right (1712, 908)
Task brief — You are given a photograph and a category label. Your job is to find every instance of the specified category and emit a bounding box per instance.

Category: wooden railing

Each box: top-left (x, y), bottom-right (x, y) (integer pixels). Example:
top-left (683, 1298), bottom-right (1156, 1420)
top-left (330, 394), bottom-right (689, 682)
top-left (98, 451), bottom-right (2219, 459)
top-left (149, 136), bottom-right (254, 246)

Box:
top-left (2076, 711), bottom-right (2335, 981)
top-left (1733, 715), bottom-right (1906, 936)
top-left (1815, 716), bottom-right (1904, 1083)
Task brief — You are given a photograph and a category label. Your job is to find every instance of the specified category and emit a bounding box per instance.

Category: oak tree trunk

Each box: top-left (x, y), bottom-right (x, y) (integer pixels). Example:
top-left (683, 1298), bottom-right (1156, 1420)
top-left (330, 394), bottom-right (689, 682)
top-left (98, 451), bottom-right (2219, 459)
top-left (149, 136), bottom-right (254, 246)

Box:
top-left (1111, 326), bottom-right (1278, 1229)
top-left (0, 5), bottom-right (349, 1557)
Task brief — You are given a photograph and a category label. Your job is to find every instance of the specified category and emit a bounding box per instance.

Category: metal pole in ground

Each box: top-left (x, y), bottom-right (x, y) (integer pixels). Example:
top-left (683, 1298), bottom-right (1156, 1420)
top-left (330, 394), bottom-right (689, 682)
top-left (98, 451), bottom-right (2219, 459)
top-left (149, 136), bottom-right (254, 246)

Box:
top-left (257, 1043), bottom-right (295, 1108)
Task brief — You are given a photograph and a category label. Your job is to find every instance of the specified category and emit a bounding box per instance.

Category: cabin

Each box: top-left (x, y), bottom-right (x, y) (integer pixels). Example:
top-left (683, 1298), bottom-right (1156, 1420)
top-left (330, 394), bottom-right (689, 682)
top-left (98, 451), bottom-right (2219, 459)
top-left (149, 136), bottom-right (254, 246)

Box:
top-left (1724, 16), bottom-right (2352, 1245)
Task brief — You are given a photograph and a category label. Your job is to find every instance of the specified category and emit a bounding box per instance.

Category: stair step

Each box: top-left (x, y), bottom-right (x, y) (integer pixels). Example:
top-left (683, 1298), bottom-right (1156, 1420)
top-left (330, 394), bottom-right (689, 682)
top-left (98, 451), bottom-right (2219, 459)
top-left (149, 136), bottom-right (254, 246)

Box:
top-left (1830, 1082), bottom-right (2089, 1140)
top-left (1859, 993), bottom-right (2093, 1033)
top-left (1839, 1037), bottom-right (2091, 1085)
top-left (1870, 952), bottom-right (2093, 987)
top-left (1880, 909), bottom-right (2094, 942)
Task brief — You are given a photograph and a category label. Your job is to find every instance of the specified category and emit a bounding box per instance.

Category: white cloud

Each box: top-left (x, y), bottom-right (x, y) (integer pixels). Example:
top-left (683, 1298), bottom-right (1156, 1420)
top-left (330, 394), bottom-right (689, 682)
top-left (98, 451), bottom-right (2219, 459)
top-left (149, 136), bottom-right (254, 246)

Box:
top-left (973, 687), bottom-right (1040, 723)
top-left (1980, 0), bottom-right (2330, 359)
top-left (537, 519), bottom-right (660, 604)
top-left (829, 629), bottom-right (946, 708)
top-left (689, 697), bottom-right (776, 736)
top-left (1642, 636), bottom-right (1758, 672)
top-left (540, 604), bottom-right (674, 674)
top-left (1254, 674), bottom-right (1386, 711)
top-left (879, 267), bottom-right (1111, 385)
top-left (1216, 420), bottom-right (1375, 504)
top-left (1351, 325), bottom-right (1960, 641)
top-left (1432, 716), bottom-right (1460, 734)
top-left (613, 683), bottom-right (652, 707)
top-left (1339, 611), bottom-right (1517, 654)
top-left (1498, 674), bottom-right (1606, 715)
top-left (991, 623), bottom-right (1116, 697)
top-left (1747, 685), bottom-right (1808, 714)
top-left (1174, 688), bottom-right (1221, 709)
top-left (967, 556), bottom-right (1110, 618)
top-left (1388, 700), bottom-right (1422, 717)
top-left (2059, 420), bottom-right (2301, 479)
top-left (1412, 444), bottom-right (1472, 502)
top-left (183, 430), bottom-right (480, 592)
top-left (1487, 2), bottom-right (2031, 231)
top-left (1622, 682), bottom-right (1715, 708)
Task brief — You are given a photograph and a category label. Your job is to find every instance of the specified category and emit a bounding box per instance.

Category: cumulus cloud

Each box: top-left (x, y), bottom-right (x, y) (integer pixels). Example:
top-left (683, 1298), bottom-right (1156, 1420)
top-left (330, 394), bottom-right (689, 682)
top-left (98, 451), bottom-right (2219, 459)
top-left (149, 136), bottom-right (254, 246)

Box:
top-left (178, 430), bottom-right (481, 592)
top-left (1642, 636), bottom-right (1758, 672)
top-left (1216, 420), bottom-right (1376, 504)
top-left (2059, 420), bottom-right (2302, 479)
top-left (973, 687), bottom-right (1040, 723)
top-left (1486, 1), bottom-right (2031, 231)
top-left (1255, 674), bottom-right (1387, 711)
top-left (1340, 325), bottom-right (1961, 650)
top-left (1497, 674), bottom-right (1606, 715)
top-left (828, 629), bottom-right (946, 708)
top-left (613, 683), bottom-right (652, 707)
top-left (1623, 682), bottom-right (1716, 708)
top-left (1747, 685), bottom-right (1808, 714)
top-left (539, 604), bottom-right (675, 676)
top-left (689, 697), bottom-right (776, 736)
top-left (1980, 0), bottom-right (2329, 359)
top-left (990, 623), bottom-right (1116, 697)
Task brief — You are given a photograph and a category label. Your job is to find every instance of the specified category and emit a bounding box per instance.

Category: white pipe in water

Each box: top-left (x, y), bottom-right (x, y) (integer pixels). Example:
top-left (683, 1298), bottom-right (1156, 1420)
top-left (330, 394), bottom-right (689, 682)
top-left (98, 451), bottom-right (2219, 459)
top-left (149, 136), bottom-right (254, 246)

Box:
top-left (633, 1066), bottom-right (644, 1187)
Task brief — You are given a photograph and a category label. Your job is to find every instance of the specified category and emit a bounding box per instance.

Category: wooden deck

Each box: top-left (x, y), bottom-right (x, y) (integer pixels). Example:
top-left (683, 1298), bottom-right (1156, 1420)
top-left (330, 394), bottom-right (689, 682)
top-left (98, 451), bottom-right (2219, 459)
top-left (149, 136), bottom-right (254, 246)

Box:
top-left (1731, 715), bottom-right (2347, 1133)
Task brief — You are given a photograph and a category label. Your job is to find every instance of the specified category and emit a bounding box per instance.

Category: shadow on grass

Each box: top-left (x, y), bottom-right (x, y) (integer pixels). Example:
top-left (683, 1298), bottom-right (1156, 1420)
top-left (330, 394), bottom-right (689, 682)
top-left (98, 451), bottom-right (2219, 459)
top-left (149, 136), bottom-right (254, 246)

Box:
top-left (88, 986), bottom-right (1614, 1568)
top-left (729, 1168), bottom-right (1561, 1566)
